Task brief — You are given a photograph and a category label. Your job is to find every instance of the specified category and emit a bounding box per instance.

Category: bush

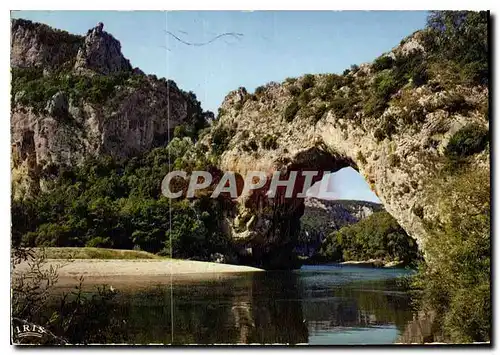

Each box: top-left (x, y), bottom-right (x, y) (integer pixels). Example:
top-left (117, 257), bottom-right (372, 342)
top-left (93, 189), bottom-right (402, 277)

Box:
top-left (313, 104), bottom-right (327, 123)
top-left (254, 85), bottom-right (266, 96)
top-left (356, 151), bottom-right (367, 165)
top-left (211, 125), bottom-right (234, 156)
top-left (301, 74), bottom-right (315, 90)
top-left (288, 85), bottom-right (301, 97)
top-left (424, 11), bottom-right (488, 86)
top-left (261, 135), bottom-right (278, 150)
top-left (283, 99), bottom-right (300, 122)
top-left (388, 153), bottom-right (401, 167)
top-left (445, 123), bottom-right (489, 158)
top-left (414, 167), bottom-right (490, 342)
top-left (298, 90), bottom-right (312, 107)
top-left (329, 96), bottom-right (358, 121)
top-left (372, 55), bottom-right (395, 71)
top-left (374, 128), bottom-right (385, 142)
top-left (242, 140), bottom-right (259, 152)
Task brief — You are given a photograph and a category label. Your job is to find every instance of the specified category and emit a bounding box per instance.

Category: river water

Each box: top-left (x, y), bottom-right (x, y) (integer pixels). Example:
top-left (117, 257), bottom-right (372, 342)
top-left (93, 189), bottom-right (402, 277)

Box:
top-left (40, 264), bottom-right (419, 345)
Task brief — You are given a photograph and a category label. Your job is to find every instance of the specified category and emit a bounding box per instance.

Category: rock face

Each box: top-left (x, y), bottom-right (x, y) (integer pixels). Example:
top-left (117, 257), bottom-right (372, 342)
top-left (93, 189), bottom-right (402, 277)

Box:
top-left (203, 31), bottom-right (489, 268)
top-left (11, 19), bottom-right (205, 199)
top-left (74, 23), bottom-right (132, 75)
top-left (302, 198), bottom-right (383, 234)
top-left (10, 18), bottom-right (83, 70)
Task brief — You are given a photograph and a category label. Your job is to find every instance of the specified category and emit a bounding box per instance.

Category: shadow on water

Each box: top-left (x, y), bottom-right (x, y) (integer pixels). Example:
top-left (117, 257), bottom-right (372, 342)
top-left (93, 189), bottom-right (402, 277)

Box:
top-left (39, 266), bottom-right (418, 344)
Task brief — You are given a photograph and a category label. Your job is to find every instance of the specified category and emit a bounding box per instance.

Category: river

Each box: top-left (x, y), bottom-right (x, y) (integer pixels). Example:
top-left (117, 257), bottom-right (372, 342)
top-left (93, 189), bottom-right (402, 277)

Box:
top-left (36, 264), bottom-right (420, 345)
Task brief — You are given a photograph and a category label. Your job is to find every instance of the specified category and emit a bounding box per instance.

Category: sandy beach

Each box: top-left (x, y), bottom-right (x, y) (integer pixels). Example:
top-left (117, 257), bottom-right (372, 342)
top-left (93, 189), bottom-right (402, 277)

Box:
top-left (13, 259), bottom-right (264, 288)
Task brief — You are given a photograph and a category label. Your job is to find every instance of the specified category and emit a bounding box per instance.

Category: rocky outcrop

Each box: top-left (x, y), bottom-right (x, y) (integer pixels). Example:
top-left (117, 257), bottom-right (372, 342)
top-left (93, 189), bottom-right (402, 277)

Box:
top-left (203, 31), bottom-right (489, 268)
top-left (74, 23), bottom-right (132, 75)
top-left (11, 19), bottom-right (206, 198)
top-left (11, 18), bottom-right (83, 70)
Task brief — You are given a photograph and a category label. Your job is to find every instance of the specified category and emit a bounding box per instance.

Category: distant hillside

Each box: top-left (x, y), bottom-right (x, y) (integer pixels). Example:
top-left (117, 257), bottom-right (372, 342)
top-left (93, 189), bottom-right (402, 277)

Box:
top-left (296, 197), bottom-right (383, 256)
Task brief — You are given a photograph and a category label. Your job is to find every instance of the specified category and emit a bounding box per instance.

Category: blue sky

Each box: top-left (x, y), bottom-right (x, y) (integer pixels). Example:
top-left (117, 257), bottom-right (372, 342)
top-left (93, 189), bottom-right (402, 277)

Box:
top-left (12, 11), bottom-right (429, 203)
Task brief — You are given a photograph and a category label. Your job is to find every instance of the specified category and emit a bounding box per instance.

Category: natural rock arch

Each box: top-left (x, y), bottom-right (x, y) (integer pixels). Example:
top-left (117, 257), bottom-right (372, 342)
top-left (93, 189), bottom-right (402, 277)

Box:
top-left (206, 69), bottom-right (488, 268)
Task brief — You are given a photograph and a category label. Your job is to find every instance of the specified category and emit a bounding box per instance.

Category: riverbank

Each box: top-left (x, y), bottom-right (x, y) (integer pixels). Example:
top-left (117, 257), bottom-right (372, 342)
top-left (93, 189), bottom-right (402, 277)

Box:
top-left (13, 258), bottom-right (264, 289)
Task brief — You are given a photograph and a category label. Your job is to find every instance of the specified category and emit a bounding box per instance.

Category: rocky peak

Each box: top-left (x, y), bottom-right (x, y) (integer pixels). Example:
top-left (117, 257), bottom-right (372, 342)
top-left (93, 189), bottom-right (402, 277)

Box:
top-left (10, 19), bottom-right (208, 199)
top-left (74, 22), bottom-right (132, 75)
top-left (11, 18), bottom-right (83, 69)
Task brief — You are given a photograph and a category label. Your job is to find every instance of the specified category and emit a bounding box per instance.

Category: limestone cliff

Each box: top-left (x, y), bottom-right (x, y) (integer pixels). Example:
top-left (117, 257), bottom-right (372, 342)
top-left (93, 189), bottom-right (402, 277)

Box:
top-left (11, 19), bottom-right (206, 199)
top-left (201, 30), bottom-right (489, 267)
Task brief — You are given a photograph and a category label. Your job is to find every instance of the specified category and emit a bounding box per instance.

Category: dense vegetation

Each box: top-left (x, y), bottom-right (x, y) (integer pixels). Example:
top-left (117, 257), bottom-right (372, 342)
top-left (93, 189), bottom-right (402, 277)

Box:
top-left (315, 211), bottom-right (419, 265)
top-left (413, 166), bottom-right (490, 343)
top-left (11, 137), bottom-right (233, 261)
top-left (277, 11), bottom-right (487, 130)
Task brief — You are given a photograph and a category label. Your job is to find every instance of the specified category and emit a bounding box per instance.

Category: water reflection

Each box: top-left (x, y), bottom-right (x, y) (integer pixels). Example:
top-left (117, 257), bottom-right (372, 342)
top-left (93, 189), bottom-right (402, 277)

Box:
top-left (41, 266), bottom-right (415, 344)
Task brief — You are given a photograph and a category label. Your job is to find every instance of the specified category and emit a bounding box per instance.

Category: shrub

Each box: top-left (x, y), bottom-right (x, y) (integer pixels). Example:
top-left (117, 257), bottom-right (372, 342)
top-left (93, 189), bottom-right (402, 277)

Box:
top-left (372, 55), bottom-right (395, 71)
top-left (425, 11), bottom-right (488, 86)
top-left (356, 151), bottom-right (367, 165)
top-left (414, 167), bottom-right (490, 342)
top-left (288, 85), bottom-right (301, 97)
top-left (254, 85), bottom-right (266, 96)
top-left (174, 125), bottom-right (188, 139)
top-left (445, 123), bottom-right (489, 158)
top-left (374, 128), bottom-right (385, 142)
top-left (298, 90), bottom-right (312, 106)
top-left (301, 74), bottom-right (315, 90)
top-left (242, 140), bottom-right (259, 152)
top-left (313, 104), bottom-right (327, 123)
top-left (324, 74), bottom-right (345, 92)
top-left (329, 96), bottom-right (358, 121)
top-left (261, 135), bottom-right (278, 150)
top-left (211, 125), bottom-right (234, 156)
top-left (283, 99), bottom-right (300, 122)
top-left (388, 153), bottom-right (401, 167)
top-left (380, 115), bottom-right (397, 139)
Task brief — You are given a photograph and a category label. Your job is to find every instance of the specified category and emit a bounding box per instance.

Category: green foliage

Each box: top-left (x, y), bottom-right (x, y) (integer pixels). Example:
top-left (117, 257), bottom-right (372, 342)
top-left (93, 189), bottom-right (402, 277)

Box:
top-left (311, 104), bottom-right (327, 123)
top-left (283, 99), bottom-right (300, 122)
top-left (356, 151), bottom-right (367, 165)
top-left (287, 85), bottom-right (301, 97)
top-left (328, 96), bottom-right (359, 121)
top-left (11, 68), bottom-right (137, 112)
top-left (316, 211), bottom-right (419, 265)
top-left (242, 140), bottom-right (259, 152)
top-left (211, 125), bottom-right (235, 156)
top-left (298, 90), bottom-right (312, 107)
top-left (372, 55), bottom-right (394, 71)
top-left (11, 138), bottom-right (231, 260)
top-left (374, 128), bottom-right (385, 142)
top-left (413, 167), bottom-right (490, 342)
top-left (301, 74), bottom-right (315, 90)
top-left (388, 153), bottom-right (401, 167)
top-left (445, 123), bottom-right (489, 158)
top-left (364, 71), bottom-right (400, 118)
top-left (261, 135), bottom-right (278, 150)
top-left (254, 85), bottom-right (266, 96)
top-left (424, 11), bottom-right (488, 86)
